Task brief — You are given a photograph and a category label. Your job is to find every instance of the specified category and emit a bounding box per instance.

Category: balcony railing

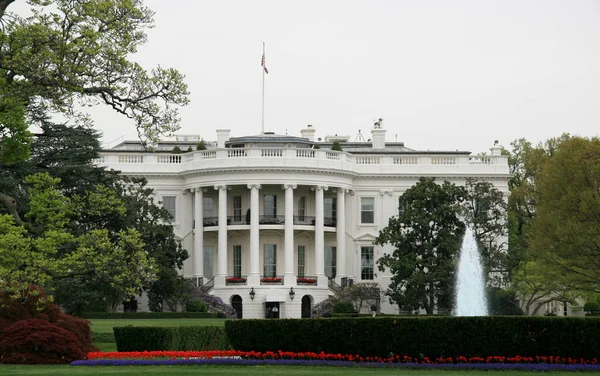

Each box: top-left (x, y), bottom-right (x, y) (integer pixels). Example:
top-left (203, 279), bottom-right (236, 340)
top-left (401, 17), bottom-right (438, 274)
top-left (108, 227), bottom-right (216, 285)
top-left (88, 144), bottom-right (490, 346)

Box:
top-left (259, 215), bottom-right (285, 225)
top-left (202, 215), bottom-right (336, 227)
top-left (293, 215), bottom-right (315, 225)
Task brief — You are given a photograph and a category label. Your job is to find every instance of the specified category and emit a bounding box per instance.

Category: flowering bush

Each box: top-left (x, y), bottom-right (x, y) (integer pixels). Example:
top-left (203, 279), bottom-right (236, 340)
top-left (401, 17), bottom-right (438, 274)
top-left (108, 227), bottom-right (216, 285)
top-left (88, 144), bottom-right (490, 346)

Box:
top-left (260, 277), bottom-right (282, 283)
top-left (187, 285), bottom-right (237, 319)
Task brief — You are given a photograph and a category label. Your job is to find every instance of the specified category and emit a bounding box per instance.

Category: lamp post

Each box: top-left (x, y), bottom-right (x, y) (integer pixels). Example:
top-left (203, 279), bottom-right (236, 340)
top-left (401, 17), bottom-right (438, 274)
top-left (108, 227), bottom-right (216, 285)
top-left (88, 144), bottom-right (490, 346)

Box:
top-left (289, 287), bottom-right (295, 301)
top-left (250, 287), bottom-right (255, 301)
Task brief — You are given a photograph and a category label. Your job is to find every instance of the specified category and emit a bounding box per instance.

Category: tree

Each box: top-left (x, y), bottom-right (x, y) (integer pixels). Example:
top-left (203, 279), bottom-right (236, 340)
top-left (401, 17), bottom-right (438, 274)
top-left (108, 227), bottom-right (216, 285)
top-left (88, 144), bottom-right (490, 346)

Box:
top-left (461, 178), bottom-right (508, 284)
top-left (376, 177), bottom-right (465, 314)
top-left (529, 136), bottom-right (600, 293)
top-left (0, 0), bottom-right (189, 147)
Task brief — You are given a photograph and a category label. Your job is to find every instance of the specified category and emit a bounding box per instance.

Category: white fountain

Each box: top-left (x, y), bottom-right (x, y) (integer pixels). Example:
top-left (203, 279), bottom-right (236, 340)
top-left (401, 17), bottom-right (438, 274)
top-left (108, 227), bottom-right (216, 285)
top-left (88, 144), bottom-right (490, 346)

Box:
top-left (455, 226), bottom-right (488, 316)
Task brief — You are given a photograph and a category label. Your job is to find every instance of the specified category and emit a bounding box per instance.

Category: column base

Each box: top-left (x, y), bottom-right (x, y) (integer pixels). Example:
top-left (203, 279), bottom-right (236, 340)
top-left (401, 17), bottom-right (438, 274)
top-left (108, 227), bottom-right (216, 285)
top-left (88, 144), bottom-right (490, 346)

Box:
top-left (214, 275), bottom-right (226, 287)
top-left (317, 275), bottom-right (328, 287)
top-left (284, 274), bottom-right (297, 286)
top-left (246, 274), bottom-right (261, 285)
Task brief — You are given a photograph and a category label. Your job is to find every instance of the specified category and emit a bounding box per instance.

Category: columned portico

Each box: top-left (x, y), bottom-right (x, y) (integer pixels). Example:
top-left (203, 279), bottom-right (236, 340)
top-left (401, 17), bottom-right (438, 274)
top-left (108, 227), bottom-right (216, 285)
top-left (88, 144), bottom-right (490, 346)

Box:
top-left (193, 187), bottom-right (204, 285)
top-left (314, 185), bottom-right (328, 286)
top-left (247, 184), bottom-right (261, 284)
top-left (215, 185), bottom-right (228, 286)
top-left (283, 184), bottom-right (297, 285)
top-left (336, 188), bottom-right (346, 284)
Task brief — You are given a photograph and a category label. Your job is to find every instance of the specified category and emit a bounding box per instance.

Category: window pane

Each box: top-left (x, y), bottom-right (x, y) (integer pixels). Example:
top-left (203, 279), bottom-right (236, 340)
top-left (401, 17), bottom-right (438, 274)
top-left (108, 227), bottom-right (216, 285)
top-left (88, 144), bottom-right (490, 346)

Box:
top-left (263, 244), bottom-right (277, 277)
top-left (233, 196), bottom-right (242, 221)
top-left (203, 246), bottom-right (214, 279)
top-left (361, 197), bottom-right (374, 223)
top-left (361, 246), bottom-right (374, 280)
top-left (162, 196), bottom-right (176, 222)
top-left (325, 246), bottom-right (336, 279)
top-left (264, 195), bottom-right (277, 217)
top-left (233, 245), bottom-right (242, 278)
top-left (297, 246), bottom-right (305, 277)
top-left (203, 197), bottom-right (216, 218)
top-left (297, 197), bottom-right (306, 221)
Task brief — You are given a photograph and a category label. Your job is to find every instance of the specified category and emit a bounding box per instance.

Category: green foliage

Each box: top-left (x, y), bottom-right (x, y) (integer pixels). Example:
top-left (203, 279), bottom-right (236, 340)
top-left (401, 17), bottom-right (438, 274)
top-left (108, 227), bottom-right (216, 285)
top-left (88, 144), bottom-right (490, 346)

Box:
top-left (313, 144), bottom-right (320, 149)
top-left (114, 326), bottom-right (230, 351)
top-left (186, 300), bottom-right (207, 312)
top-left (331, 141), bottom-right (343, 151)
top-left (172, 145), bottom-right (182, 154)
top-left (196, 140), bottom-right (207, 150)
top-left (0, 92), bottom-right (31, 165)
top-left (0, 0), bottom-right (189, 146)
top-left (225, 317), bottom-right (600, 358)
top-left (486, 287), bottom-right (523, 316)
top-left (81, 312), bottom-right (217, 319)
top-left (333, 301), bottom-right (355, 313)
top-left (376, 177), bottom-right (465, 314)
top-left (584, 301), bottom-right (600, 315)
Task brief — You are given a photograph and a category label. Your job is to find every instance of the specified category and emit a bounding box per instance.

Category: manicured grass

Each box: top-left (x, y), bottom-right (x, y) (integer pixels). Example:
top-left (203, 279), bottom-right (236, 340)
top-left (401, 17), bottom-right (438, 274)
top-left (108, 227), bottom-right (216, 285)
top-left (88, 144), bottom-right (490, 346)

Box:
top-left (90, 318), bottom-right (226, 333)
top-left (95, 342), bottom-right (117, 352)
top-left (0, 366), bottom-right (587, 376)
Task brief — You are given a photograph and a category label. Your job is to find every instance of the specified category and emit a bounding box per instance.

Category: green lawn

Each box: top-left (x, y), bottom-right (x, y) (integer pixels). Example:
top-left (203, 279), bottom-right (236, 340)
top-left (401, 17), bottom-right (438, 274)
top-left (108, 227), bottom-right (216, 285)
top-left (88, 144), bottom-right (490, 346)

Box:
top-left (90, 318), bottom-right (226, 333)
top-left (0, 366), bottom-right (589, 376)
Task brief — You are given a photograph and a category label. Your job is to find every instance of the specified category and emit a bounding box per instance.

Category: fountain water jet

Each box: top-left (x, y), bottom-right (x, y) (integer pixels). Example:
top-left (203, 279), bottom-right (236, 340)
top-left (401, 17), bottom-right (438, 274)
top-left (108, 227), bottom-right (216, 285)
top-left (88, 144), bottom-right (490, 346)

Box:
top-left (455, 226), bottom-right (488, 316)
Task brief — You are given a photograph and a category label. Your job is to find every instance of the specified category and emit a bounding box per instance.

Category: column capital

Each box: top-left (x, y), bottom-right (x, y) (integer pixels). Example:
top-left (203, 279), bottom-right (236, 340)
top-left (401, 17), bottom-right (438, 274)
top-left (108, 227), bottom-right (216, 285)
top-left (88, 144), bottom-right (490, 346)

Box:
top-left (312, 185), bottom-right (329, 192)
top-left (247, 184), bottom-right (262, 190)
top-left (182, 188), bottom-right (190, 195)
top-left (214, 185), bottom-right (228, 191)
top-left (282, 184), bottom-right (297, 190)
top-left (379, 190), bottom-right (393, 196)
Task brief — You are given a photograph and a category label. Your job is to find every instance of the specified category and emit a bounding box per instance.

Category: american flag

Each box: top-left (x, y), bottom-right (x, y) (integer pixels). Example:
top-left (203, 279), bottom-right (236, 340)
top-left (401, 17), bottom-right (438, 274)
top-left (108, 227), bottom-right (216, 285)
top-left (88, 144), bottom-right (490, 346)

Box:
top-left (261, 53), bottom-right (269, 74)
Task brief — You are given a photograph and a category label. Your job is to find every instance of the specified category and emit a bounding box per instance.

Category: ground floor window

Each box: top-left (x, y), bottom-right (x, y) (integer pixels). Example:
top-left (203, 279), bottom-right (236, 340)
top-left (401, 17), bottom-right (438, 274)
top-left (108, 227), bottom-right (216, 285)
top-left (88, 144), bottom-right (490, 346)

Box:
top-left (361, 246), bottom-right (374, 280)
top-left (264, 244), bottom-right (277, 277)
top-left (233, 245), bottom-right (242, 278)
top-left (325, 246), bottom-right (336, 279)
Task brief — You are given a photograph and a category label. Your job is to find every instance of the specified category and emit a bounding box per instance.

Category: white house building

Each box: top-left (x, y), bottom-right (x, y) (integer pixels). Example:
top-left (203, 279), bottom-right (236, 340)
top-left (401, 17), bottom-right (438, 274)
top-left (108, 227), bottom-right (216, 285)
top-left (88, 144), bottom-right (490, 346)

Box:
top-left (97, 123), bottom-right (510, 318)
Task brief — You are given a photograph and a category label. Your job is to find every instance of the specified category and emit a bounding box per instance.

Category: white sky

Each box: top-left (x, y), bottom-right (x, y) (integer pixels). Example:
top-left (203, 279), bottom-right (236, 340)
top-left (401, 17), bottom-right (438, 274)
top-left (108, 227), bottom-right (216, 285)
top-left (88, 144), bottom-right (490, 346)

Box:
top-left (14, 0), bottom-right (600, 153)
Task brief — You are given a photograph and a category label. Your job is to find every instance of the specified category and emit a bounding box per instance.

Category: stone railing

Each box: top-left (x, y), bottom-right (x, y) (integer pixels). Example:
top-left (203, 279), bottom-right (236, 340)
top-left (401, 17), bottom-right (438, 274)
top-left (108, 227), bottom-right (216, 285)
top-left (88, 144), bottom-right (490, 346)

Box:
top-left (97, 148), bottom-right (509, 175)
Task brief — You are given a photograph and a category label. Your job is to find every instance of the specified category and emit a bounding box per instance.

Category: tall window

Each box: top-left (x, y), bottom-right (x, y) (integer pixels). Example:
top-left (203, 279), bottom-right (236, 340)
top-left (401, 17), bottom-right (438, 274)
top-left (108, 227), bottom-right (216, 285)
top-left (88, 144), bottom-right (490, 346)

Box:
top-left (233, 196), bottom-right (242, 222)
top-left (361, 246), bottom-right (374, 280)
top-left (233, 245), bottom-right (242, 278)
top-left (398, 196), bottom-right (409, 216)
top-left (325, 246), bottom-right (336, 279)
top-left (203, 197), bottom-right (216, 218)
top-left (264, 195), bottom-right (277, 218)
top-left (324, 197), bottom-right (337, 226)
top-left (361, 197), bottom-right (374, 223)
top-left (297, 197), bottom-right (306, 221)
top-left (297, 245), bottom-right (305, 277)
top-left (162, 196), bottom-right (176, 222)
top-left (203, 246), bottom-right (214, 279)
top-left (263, 244), bottom-right (277, 277)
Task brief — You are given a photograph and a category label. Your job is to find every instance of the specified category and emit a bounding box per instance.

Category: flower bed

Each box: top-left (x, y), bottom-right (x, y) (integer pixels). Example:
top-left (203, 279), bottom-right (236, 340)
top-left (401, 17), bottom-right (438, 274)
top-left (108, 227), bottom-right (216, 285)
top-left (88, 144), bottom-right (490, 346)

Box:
top-left (260, 277), bottom-right (282, 283)
top-left (74, 350), bottom-right (599, 370)
top-left (297, 278), bottom-right (317, 284)
top-left (226, 277), bottom-right (246, 283)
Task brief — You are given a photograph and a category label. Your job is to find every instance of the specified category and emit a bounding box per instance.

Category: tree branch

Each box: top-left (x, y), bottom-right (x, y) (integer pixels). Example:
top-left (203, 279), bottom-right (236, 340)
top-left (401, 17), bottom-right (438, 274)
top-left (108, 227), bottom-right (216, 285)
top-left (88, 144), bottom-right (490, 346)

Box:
top-left (0, 191), bottom-right (43, 234)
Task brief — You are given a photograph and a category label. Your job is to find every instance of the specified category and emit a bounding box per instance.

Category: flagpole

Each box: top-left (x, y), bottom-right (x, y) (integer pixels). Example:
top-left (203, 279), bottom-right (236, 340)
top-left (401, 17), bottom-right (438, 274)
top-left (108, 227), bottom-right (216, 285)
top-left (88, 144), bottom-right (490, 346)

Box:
top-left (261, 42), bottom-right (265, 134)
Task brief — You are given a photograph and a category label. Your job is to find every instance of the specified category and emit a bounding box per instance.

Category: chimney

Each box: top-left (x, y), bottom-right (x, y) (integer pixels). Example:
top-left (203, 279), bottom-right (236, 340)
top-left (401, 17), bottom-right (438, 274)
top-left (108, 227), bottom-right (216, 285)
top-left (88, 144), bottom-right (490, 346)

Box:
top-left (300, 124), bottom-right (316, 141)
top-left (371, 118), bottom-right (386, 149)
top-left (216, 129), bottom-right (230, 148)
top-left (490, 140), bottom-right (502, 156)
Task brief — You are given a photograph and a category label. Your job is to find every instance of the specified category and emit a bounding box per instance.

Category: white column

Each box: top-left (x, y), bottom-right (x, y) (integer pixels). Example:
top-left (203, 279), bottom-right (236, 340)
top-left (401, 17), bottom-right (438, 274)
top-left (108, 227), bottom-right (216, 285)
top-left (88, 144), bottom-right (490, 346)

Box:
top-left (193, 188), bottom-right (204, 285)
top-left (314, 185), bottom-right (327, 286)
top-left (283, 184), bottom-right (297, 285)
top-left (336, 188), bottom-right (346, 283)
top-left (215, 185), bottom-right (228, 286)
top-left (247, 184), bottom-right (261, 285)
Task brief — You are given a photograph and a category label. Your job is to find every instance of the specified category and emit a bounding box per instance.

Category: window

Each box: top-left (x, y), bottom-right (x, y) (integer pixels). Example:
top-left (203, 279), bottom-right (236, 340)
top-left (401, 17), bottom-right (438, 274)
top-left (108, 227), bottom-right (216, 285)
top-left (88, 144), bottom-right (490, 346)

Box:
top-left (233, 196), bottom-right (242, 222)
top-left (325, 246), bottom-right (336, 279)
top-left (264, 244), bottom-right (277, 277)
top-left (233, 245), bottom-right (242, 278)
top-left (361, 197), bottom-right (374, 223)
top-left (297, 197), bottom-right (306, 221)
top-left (398, 196), bottom-right (409, 216)
top-left (264, 195), bottom-right (277, 218)
top-left (361, 246), bottom-right (374, 280)
top-left (162, 196), bottom-right (176, 222)
top-left (297, 245), bottom-right (305, 277)
top-left (324, 197), bottom-right (337, 226)
top-left (203, 197), bottom-right (216, 218)
top-left (203, 246), bottom-right (214, 279)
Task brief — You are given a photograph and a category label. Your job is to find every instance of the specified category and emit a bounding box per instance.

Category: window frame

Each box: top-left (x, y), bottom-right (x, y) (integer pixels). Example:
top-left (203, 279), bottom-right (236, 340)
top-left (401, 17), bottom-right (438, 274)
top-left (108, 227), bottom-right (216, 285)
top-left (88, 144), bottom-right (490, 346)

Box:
top-left (161, 195), bottom-right (177, 223)
top-left (360, 246), bottom-right (374, 280)
top-left (360, 197), bottom-right (375, 224)
top-left (263, 244), bottom-right (277, 277)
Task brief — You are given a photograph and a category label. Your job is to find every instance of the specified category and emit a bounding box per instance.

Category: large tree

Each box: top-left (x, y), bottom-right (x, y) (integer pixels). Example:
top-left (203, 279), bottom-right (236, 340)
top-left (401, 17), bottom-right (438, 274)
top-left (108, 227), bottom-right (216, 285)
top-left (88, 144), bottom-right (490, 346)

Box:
top-left (376, 177), bottom-right (465, 314)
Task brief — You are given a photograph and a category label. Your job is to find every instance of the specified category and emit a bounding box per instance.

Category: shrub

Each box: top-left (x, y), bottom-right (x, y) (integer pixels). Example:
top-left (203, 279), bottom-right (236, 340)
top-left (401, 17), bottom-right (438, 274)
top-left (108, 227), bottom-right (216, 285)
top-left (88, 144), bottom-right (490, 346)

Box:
top-left (114, 326), bottom-right (230, 351)
top-left (80, 312), bottom-right (217, 319)
top-left (0, 319), bottom-right (86, 364)
top-left (54, 314), bottom-right (98, 353)
top-left (312, 297), bottom-right (335, 317)
top-left (172, 145), bottom-right (181, 153)
top-left (584, 301), bottom-right (600, 316)
top-left (0, 286), bottom-right (61, 334)
top-left (333, 301), bottom-right (355, 314)
top-left (187, 286), bottom-right (237, 319)
top-left (196, 140), bottom-right (207, 150)
top-left (331, 141), bottom-right (343, 151)
top-left (186, 300), bottom-right (207, 312)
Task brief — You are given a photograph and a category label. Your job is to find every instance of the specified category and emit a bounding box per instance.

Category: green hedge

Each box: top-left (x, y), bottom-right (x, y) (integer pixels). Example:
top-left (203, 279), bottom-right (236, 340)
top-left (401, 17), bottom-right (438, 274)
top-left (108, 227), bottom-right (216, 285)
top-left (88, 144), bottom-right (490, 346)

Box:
top-left (224, 317), bottom-right (600, 358)
top-left (114, 326), bottom-right (230, 351)
top-left (81, 312), bottom-right (218, 319)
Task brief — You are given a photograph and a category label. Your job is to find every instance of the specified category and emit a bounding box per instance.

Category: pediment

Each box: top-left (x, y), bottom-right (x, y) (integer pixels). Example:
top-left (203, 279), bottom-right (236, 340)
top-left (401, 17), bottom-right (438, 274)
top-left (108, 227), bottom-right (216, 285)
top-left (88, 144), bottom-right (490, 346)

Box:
top-left (353, 232), bottom-right (378, 242)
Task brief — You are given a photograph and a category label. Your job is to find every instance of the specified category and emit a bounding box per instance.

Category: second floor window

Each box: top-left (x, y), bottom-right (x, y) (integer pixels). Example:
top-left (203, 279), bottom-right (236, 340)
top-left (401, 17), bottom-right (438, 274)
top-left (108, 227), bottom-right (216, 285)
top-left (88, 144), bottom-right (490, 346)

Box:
top-left (162, 196), bottom-right (176, 222)
top-left (203, 197), bottom-right (216, 218)
top-left (264, 195), bottom-right (277, 218)
top-left (297, 197), bottom-right (306, 221)
top-left (361, 197), bottom-right (374, 223)
top-left (233, 196), bottom-right (242, 222)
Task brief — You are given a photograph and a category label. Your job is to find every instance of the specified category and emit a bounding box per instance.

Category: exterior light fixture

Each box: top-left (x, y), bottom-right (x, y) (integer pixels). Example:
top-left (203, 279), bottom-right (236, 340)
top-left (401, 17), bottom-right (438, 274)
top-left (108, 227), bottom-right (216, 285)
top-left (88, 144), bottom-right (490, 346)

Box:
top-left (289, 287), bottom-right (295, 301)
top-left (250, 287), bottom-right (255, 301)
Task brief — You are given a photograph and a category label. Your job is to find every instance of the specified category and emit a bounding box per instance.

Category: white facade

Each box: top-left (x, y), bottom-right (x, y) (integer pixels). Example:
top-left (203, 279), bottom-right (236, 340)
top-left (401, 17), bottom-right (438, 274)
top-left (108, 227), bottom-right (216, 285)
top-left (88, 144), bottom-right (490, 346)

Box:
top-left (98, 125), bottom-right (510, 318)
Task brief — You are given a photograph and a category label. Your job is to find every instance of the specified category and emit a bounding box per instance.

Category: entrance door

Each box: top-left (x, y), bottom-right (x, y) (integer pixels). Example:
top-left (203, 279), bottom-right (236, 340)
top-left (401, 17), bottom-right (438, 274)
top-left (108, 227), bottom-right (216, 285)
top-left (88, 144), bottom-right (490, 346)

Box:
top-left (266, 302), bottom-right (280, 318)
top-left (301, 296), bottom-right (312, 318)
top-left (231, 295), bottom-right (243, 318)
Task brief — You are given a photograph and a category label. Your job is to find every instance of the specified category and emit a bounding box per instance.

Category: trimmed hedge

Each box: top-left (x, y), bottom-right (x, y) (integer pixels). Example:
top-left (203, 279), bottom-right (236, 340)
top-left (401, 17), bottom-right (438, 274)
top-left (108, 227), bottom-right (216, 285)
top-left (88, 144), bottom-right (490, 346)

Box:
top-left (81, 312), bottom-right (217, 319)
top-left (225, 317), bottom-right (600, 358)
top-left (113, 326), bottom-right (230, 351)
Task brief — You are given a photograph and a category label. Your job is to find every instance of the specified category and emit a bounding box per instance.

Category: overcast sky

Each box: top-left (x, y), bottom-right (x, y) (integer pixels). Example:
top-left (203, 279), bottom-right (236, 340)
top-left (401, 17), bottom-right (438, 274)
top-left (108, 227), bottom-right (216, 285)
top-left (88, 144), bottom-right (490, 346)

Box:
top-left (15, 0), bottom-right (600, 153)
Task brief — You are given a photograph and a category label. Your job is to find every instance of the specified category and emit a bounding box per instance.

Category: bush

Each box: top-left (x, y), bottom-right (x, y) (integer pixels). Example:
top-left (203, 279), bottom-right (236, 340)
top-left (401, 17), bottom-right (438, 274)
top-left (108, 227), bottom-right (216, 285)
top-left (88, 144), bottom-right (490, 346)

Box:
top-left (81, 312), bottom-right (217, 319)
top-left (225, 317), bottom-right (600, 359)
top-left (584, 301), bottom-right (600, 316)
top-left (312, 298), bottom-right (335, 317)
top-left (0, 319), bottom-right (86, 364)
top-left (196, 140), bottom-right (207, 150)
top-left (333, 301), bottom-right (355, 314)
top-left (0, 286), bottom-right (61, 334)
top-left (114, 326), bottom-right (230, 351)
top-left (54, 314), bottom-right (98, 353)
top-left (331, 141), bottom-right (343, 151)
top-left (172, 145), bottom-right (181, 153)
top-left (186, 300), bottom-right (207, 312)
